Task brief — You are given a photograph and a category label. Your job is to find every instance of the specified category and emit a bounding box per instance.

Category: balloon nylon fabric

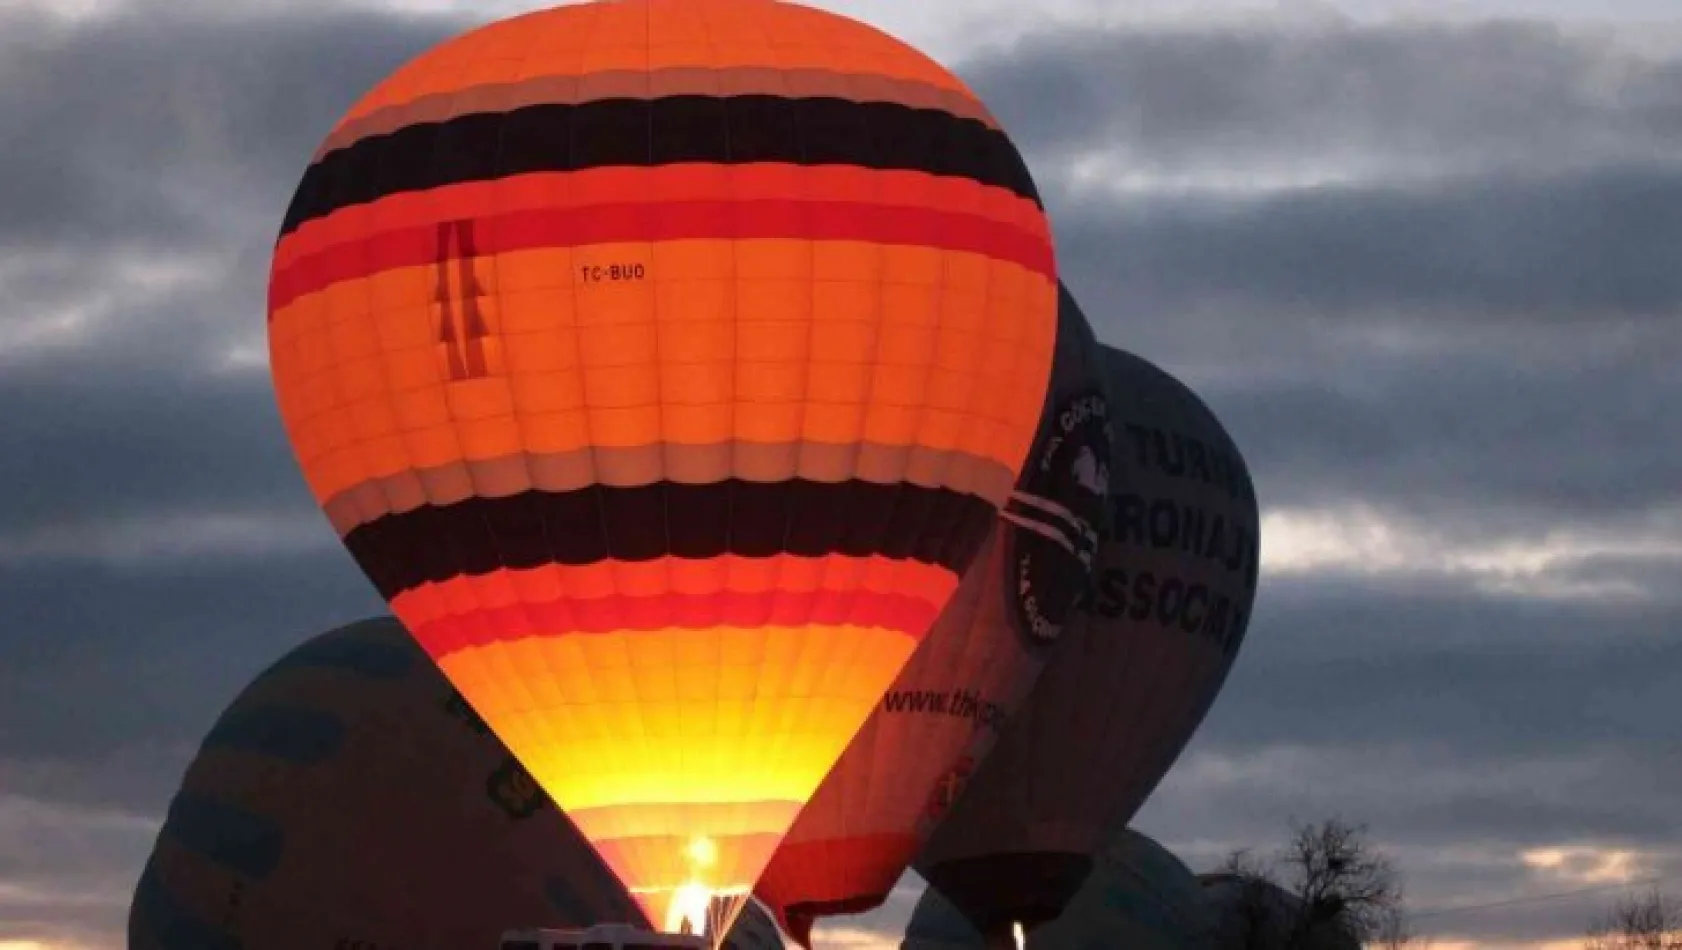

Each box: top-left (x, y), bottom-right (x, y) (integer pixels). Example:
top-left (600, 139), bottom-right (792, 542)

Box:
top-left (755, 283), bottom-right (1112, 945)
top-left (913, 330), bottom-right (1260, 941)
top-left (903, 829), bottom-right (1209, 950)
top-left (1030, 829), bottom-right (1211, 950)
top-left (265, 0), bottom-right (1057, 935)
top-left (128, 617), bottom-right (643, 950)
top-left (724, 898), bottom-right (789, 950)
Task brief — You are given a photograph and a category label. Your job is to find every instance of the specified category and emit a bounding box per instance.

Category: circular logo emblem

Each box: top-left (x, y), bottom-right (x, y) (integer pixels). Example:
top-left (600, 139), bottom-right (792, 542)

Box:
top-left (487, 755), bottom-right (548, 820)
top-left (1003, 388), bottom-right (1113, 646)
top-left (917, 754), bottom-right (977, 834)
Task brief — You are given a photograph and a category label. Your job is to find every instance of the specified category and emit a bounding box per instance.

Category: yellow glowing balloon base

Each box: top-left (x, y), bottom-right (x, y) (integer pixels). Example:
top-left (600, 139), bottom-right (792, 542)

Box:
top-left (621, 836), bottom-right (752, 949)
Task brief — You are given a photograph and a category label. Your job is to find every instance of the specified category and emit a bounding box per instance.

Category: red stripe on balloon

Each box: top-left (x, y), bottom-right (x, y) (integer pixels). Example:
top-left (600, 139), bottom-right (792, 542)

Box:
top-left (409, 588), bottom-right (942, 659)
top-left (755, 831), bottom-right (912, 943)
top-left (268, 199), bottom-right (1055, 313)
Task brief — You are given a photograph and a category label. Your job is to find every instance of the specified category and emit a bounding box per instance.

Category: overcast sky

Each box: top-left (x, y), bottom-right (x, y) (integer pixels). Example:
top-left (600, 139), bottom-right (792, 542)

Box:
top-left (3, 1), bottom-right (1679, 949)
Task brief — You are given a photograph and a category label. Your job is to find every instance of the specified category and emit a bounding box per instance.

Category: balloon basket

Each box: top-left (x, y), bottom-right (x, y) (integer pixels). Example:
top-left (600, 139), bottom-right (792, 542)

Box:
top-left (500, 924), bottom-right (708, 950)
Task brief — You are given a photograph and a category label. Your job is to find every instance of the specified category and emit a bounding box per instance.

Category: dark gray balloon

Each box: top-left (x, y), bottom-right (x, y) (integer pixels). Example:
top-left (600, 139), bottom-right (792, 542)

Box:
top-left (915, 317), bottom-right (1260, 944)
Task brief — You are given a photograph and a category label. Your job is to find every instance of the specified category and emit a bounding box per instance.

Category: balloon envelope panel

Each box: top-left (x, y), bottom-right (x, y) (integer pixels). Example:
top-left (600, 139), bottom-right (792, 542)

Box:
top-left (907, 830), bottom-right (1207, 950)
top-left (128, 617), bottom-right (644, 950)
top-left (1032, 830), bottom-right (1210, 950)
top-left (723, 899), bottom-right (788, 950)
top-left (266, 0), bottom-right (1058, 931)
top-left (903, 886), bottom-right (986, 950)
top-left (756, 284), bottom-right (1111, 944)
top-left (914, 331), bottom-right (1260, 938)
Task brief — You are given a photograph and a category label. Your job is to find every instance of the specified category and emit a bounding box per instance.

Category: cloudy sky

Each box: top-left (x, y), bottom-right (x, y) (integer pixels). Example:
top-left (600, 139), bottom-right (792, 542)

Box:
top-left (3, 0), bottom-right (1680, 948)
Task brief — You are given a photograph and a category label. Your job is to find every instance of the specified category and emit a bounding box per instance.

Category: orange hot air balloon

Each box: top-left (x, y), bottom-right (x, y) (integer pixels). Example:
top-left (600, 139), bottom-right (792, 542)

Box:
top-left (265, 0), bottom-right (1058, 939)
top-left (754, 283), bottom-right (1112, 947)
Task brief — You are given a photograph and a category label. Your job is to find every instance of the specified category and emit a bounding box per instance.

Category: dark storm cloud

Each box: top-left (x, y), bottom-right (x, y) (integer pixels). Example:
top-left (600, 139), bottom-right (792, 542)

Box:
top-left (1134, 570), bottom-right (1682, 945)
top-left (0, 370), bottom-right (311, 535)
top-left (0, 3), bottom-right (471, 547)
top-left (955, 21), bottom-right (1682, 327)
top-left (1212, 580), bottom-right (1682, 755)
top-left (1053, 164), bottom-right (1682, 321)
top-left (959, 20), bottom-right (1682, 176)
top-left (0, 5), bottom-right (460, 253)
top-left (1197, 335), bottom-right (1682, 518)
top-left (948, 18), bottom-right (1682, 552)
top-left (0, 547), bottom-right (384, 763)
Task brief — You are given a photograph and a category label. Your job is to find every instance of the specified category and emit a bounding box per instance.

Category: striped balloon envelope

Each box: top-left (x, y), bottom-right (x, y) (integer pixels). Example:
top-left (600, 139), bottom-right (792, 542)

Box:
top-left (264, 0), bottom-right (1058, 939)
top-left (912, 334), bottom-right (1259, 944)
top-left (755, 283), bottom-right (1112, 946)
top-left (128, 617), bottom-right (645, 950)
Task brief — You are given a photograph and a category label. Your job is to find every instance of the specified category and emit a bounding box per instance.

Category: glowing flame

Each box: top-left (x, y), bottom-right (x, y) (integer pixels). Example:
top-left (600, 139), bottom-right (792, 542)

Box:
top-left (1013, 921), bottom-right (1025, 950)
top-left (664, 837), bottom-right (720, 936)
top-left (668, 881), bottom-right (713, 935)
top-left (625, 835), bottom-right (750, 943)
top-left (686, 836), bottom-right (719, 869)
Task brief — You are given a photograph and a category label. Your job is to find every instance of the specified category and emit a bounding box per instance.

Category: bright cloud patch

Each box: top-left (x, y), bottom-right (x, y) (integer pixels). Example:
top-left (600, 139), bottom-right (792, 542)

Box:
top-left (1521, 845), bottom-right (1650, 885)
top-left (1260, 504), bottom-right (1682, 603)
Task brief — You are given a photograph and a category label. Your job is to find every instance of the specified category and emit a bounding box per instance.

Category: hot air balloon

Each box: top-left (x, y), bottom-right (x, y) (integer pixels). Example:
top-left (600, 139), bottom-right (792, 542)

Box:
top-left (912, 329), bottom-right (1259, 946)
top-left (1030, 829), bottom-right (1211, 950)
top-left (755, 284), bottom-right (1112, 946)
top-left (904, 829), bottom-right (1210, 950)
top-left (726, 898), bottom-right (787, 950)
top-left (902, 886), bottom-right (984, 950)
top-left (264, 0), bottom-right (1058, 940)
top-left (128, 617), bottom-right (643, 950)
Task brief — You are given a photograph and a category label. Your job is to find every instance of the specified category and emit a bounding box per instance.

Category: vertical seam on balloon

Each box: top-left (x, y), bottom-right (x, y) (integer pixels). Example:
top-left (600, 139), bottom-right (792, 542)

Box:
top-left (525, 23), bottom-right (595, 825)
top-left (494, 18), bottom-right (561, 788)
top-left (826, 50), bottom-right (906, 884)
top-left (1089, 587), bottom-right (1157, 837)
top-left (807, 38), bottom-right (867, 894)
top-left (1126, 558), bottom-right (1202, 827)
top-left (441, 51), bottom-right (544, 752)
top-left (495, 18), bottom-right (559, 811)
top-left (1143, 621), bottom-right (1208, 822)
top-left (562, 2), bottom-right (617, 814)
top-left (791, 21), bottom-right (852, 824)
top-left (919, 118), bottom-right (961, 595)
top-left (846, 49), bottom-right (900, 846)
top-left (417, 60), bottom-right (498, 724)
top-left (775, 11), bottom-right (838, 922)
top-left (752, 20), bottom-right (800, 804)
top-left (630, 0), bottom-right (665, 842)
top-left (350, 186), bottom-right (413, 610)
top-left (781, 29), bottom-right (833, 796)
top-left (700, 0), bottom-right (744, 813)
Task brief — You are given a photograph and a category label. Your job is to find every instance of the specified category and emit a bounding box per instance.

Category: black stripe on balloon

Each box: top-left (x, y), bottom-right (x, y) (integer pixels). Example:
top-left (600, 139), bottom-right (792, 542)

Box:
top-left (279, 95), bottom-right (1043, 236)
top-left (344, 479), bottom-right (997, 601)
